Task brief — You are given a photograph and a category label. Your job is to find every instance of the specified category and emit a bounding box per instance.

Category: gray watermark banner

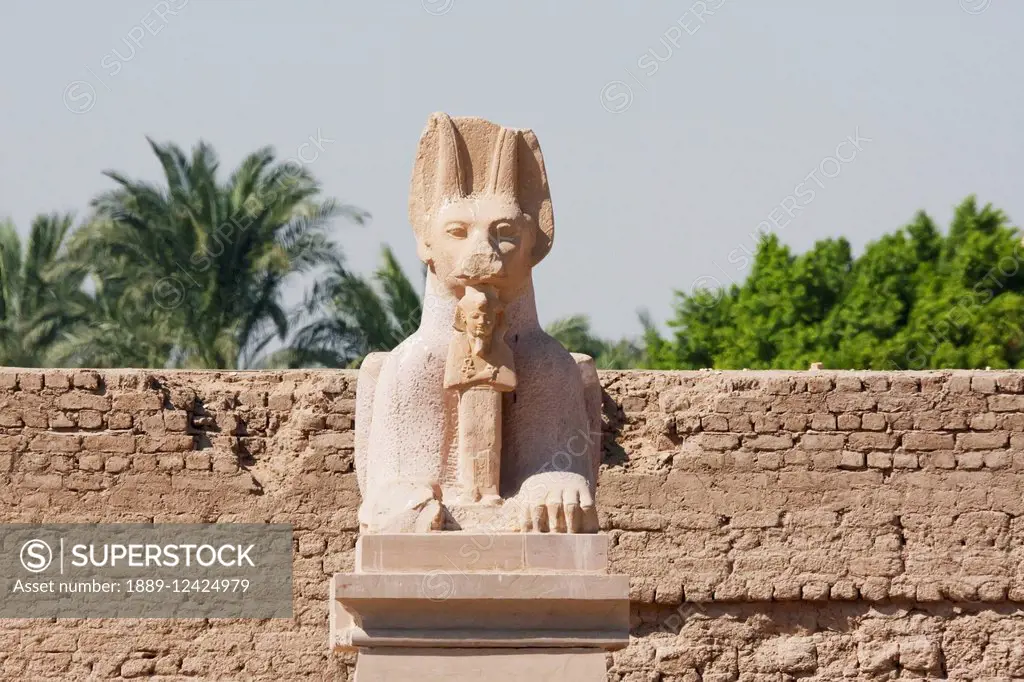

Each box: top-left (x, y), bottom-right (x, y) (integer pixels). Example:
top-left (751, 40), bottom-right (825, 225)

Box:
top-left (0, 524), bottom-right (292, 618)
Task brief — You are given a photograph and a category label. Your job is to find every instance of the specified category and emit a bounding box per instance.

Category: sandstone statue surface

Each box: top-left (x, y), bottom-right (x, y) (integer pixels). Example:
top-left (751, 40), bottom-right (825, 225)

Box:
top-left (354, 113), bottom-right (602, 534)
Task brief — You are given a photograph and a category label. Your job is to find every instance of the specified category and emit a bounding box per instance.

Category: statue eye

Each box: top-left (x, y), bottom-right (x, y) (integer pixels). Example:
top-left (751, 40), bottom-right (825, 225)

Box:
top-left (495, 222), bottom-right (518, 243)
top-left (445, 222), bottom-right (468, 239)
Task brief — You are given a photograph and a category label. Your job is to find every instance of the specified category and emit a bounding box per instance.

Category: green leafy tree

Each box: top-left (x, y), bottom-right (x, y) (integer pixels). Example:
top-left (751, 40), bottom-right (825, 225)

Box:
top-left (0, 214), bottom-right (91, 366)
top-left (72, 138), bottom-right (366, 368)
top-left (545, 314), bottom-right (648, 369)
top-left (654, 196), bottom-right (1024, 369)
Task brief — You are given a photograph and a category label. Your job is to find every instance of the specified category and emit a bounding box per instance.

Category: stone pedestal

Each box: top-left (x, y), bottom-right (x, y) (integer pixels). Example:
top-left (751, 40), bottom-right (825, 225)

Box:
top-left (331, 534), bottom-right (629, 681)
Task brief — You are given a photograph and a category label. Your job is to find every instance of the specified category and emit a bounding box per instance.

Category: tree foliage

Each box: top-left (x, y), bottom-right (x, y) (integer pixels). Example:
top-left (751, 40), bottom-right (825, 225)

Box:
top-left (276, 246), bottom-right (423, 368)
top-left (545, 314), bottom-right (648, 369)
top-left (650, 197), bottom-right (1024, 369)
top-left (0, 214), bottom-right (91, 366)
top-left (66, 138), bottom-right (366, 368)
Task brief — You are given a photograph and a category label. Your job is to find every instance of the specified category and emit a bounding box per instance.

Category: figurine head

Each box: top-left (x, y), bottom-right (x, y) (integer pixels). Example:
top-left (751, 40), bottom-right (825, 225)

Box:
top-left (409, 113), bottom-right (554, 300)
top-left (454, 285), bottom-right (501, 354)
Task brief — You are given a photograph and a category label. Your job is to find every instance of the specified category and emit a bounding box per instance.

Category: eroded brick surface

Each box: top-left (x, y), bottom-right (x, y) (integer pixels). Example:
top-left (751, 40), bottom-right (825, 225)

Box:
top-left (0, 368), bottom-right (1022, 680)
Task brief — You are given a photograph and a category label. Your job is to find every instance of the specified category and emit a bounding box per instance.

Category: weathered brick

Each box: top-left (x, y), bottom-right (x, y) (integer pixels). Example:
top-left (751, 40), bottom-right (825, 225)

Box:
top-left (970, 412), bottom-right (998, 430)
top-left (112, 391), bottom-right (163, 411)
top-left (0, 411), bottom-right (23, 427)
top-left (863, 376), bottom-right (889, 392)
top-left (957, 451), bottom-right (984, 470)
top-left (671, 512), bottom-right (724, 529)
top-left (947, 375), bottom-right (972, 393)
top-left (158, 454), bottom-right (185, 471)
top-left (107, 411), bottom-right (132, 429)
top-left (902, 432), bottom-right (954, 451)
top-left (326, 414), bottom-right (354, 431)
top-left (942, 411), bottom-right (969, 430)
top-left (701, 415), bottom-right (728, 431)
top-left (753, 414), bottom-right (782, 432)
top-left (21, 473), bottom-right (62, 489)
top-left (837, 414), bottom-right (861, 430)
top-left (996, 373), bottom-right (1024, 393)
top-left (48, 412), bottom-right (74, 429)
top-left (731, 511), bottom-right (781, 528)
top-left (654, 581), bottom-right (683, 605)
top-left (78, 453), bottom-right (104, 471)
top-left (831, 579), bottom-right (858, 600)
top-left (826, 394), bottom-right (877, 412)
top-left (890, 376), bottom-right (920, 393)
top-left (913, 411), bottom-right (943, 430)
top-left (972, 375), bottom-right (997, 394)
top-left (77, 410), bottom-right (103, 429)
top-left (800, 433), bottom-right (845, 450)
top-left (806, 377), bottom-right (832, 393)
top-left (140, 435), bottom-right (195, 453)
top-left (185, 452), bottom-right (211, 470)
top-left (835, 376), bottom-right (863, 392)
top-left (695, 433), bottom-right (739, 450)
top-left (211, 455), bottom-right (240, 474)
top-left (893, 452), bottom-right (919, 469)
top-left (809, 413), bottom-right (836, 430)
top-left (268, 391), bottom-right (294, 410)
top-left (957, 431), bottom-right (1008, 450)
top-left (984, 450), bottom-right (1010, 469)
top-left (104, 455), bottom-right (130, 473)
top-left (746, 434), bottom-right (793, 451)
top-left (18, 372), bottom-right (43, 390)
top-left (83, 434), bottom-right (136, 453)
top-left (28, 434), bottom-right (81, 453)
top-left (139, 412), bottom-right (166, 433)
top-left (782, 414), bottom-right (808, 432)
top-left (867, 451), bottom-right (893, 469)
top-left (72, 371), bottom-right (100, 390)
top-left (55, 392), bottom-right (110, 411)
top-left (848, 432), bottom-right (898, 451)
top-left (43, 371), bottom-right (70, 390)
top-left (238, 390), bottom-right (267, 407)
top-left (838, 450), bottom-right (866, 469)
top-left (309, 432), bottom-right (354, 451)
top-left (861, 413), bottom-right (887, 431)
top-left (989, 394), bottom-right (1024, 412)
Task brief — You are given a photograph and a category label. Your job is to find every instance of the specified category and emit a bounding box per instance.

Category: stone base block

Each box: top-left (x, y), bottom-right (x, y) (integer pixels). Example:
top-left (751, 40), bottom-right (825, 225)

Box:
top-left (331, 533), bottom-right (629, 653)
top-left (354, 647), bottom-right (607, 681)
top-left (355, 532), bottom-right (609, 573)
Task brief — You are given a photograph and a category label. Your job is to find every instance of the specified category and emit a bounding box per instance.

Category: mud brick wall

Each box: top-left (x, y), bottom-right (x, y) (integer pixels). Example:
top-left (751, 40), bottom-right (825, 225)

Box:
top-left (0, 368), bottom-right (1022, 680)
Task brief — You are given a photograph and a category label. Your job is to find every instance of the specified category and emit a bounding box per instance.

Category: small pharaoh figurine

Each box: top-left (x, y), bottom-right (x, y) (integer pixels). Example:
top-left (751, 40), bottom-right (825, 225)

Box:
top-left (444, 285), bottom-right (516, 505)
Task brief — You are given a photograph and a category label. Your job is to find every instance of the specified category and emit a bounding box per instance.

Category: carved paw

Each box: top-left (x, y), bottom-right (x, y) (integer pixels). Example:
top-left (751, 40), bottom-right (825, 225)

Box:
top-left (512, 472), bottom-right (597, 533)
top-left (358, 480), bottom-right (444, 533)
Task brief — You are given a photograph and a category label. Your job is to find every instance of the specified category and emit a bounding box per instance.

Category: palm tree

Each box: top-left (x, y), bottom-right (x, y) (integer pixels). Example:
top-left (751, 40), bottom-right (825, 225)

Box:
top-left (0, 214), bottom-right (91, 366)
top-left (73, 138), bottom-right (366, 368)
top-left (545, 313), bottom-right (648, 369)
top-left (282, 246), bottom-right (422, 367)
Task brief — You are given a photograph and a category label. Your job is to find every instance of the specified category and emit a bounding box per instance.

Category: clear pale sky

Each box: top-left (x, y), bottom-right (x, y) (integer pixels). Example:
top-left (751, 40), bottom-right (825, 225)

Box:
top-left (2, 0), bottom-right (1021, 338)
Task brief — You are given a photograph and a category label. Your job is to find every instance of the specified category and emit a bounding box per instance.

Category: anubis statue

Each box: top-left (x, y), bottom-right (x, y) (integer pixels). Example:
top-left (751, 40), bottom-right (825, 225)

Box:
top-left (355, 113), bottom-right (601, 534)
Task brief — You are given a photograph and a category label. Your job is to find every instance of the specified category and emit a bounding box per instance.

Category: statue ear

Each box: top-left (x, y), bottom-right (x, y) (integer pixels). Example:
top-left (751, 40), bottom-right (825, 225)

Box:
top-left (453, 306), bottom-right (466, 332)
top-left (517, 129), bottom-right (554, 265)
